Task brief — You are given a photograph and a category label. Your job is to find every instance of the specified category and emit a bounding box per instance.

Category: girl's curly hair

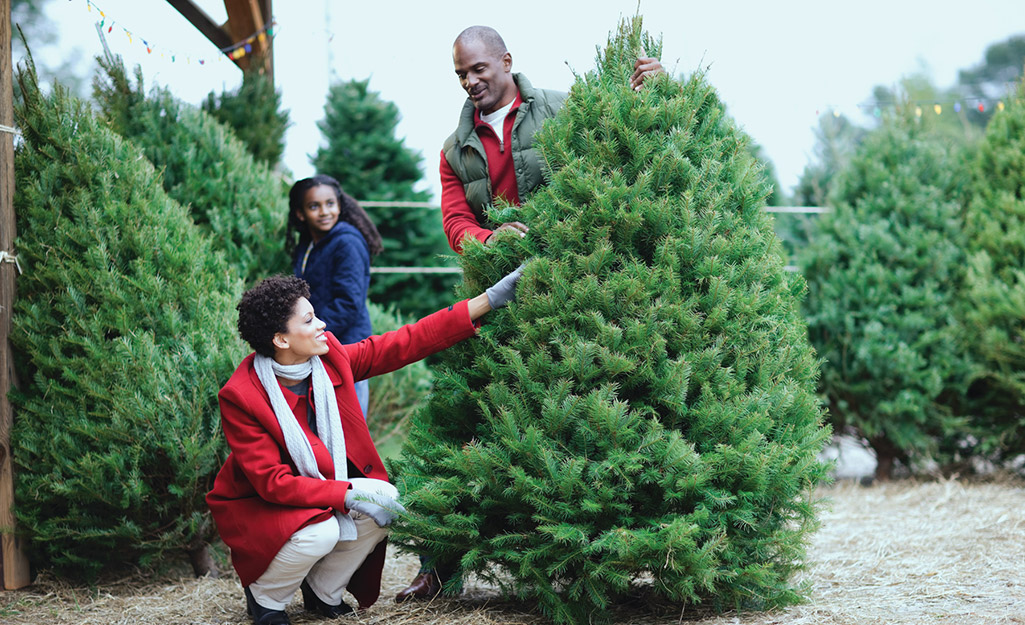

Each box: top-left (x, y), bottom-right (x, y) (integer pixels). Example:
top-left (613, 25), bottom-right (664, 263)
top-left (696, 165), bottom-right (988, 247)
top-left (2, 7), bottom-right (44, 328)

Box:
top-left (286, 174), bottom-right (383, 257)
top-left (237, 275), bottom-right (310, 357)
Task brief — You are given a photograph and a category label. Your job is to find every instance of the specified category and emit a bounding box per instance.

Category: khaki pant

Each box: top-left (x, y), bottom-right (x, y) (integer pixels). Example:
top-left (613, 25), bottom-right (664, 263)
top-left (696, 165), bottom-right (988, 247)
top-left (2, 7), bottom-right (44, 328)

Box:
top-left (249, 478), bottom-right (397, 610)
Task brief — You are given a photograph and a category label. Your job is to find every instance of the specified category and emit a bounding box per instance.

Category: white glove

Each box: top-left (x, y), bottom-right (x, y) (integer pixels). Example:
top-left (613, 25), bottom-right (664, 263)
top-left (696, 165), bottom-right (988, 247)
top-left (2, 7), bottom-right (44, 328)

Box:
top-left (344, 487), bottom-right (406, 527)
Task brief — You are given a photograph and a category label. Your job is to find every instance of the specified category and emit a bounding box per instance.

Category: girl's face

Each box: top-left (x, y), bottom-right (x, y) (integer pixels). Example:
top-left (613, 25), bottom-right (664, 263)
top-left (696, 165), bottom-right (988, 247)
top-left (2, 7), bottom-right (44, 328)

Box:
top-left (297, 185), bottom-right (340, 242)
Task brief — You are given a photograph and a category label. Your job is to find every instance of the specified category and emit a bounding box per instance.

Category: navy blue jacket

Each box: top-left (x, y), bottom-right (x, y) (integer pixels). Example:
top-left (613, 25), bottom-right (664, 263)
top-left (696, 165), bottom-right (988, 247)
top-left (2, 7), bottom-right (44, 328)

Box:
top-left (293, 222), bottom-right (372, 345)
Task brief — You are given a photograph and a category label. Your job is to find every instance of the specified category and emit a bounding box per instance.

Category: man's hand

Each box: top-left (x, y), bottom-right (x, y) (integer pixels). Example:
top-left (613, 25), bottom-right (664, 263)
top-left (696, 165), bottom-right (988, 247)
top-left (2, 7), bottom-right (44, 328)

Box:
top-left (630, 57), bottom-right (664, 91)
top-left (486, 221), bottom-right (529, 245)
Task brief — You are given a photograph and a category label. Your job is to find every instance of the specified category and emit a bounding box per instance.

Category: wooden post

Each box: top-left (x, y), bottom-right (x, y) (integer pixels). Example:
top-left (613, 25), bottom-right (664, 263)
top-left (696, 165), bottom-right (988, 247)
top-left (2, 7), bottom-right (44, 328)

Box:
top-left (223, 0), bottom-right (271, 76)
top-left (1, 0), bottom-right (33, 590)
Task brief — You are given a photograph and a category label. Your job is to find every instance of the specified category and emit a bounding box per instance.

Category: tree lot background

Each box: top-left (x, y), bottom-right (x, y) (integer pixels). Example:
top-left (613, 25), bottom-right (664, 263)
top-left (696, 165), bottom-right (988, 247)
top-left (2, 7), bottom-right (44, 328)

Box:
top-left (4, 3), bottom-right (1025, 621)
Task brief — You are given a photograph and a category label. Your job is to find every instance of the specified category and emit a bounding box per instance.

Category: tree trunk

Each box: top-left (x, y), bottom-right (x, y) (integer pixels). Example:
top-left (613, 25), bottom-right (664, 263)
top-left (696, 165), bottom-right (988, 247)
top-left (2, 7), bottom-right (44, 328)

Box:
top-left (870, 436), bottom-right (899, 482)
top-left (187, 543), bottom-right (220, 578)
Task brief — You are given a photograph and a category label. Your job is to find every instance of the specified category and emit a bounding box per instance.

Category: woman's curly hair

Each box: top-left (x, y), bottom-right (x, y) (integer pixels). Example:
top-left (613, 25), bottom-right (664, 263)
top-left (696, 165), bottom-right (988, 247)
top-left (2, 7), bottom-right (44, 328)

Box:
top-left (237, 275), bottom-right (310, 357)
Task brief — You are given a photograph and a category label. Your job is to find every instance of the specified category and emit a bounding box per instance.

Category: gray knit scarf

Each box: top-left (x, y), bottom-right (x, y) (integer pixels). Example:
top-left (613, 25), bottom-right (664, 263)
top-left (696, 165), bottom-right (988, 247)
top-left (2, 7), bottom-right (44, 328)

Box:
top-left (254, 353), bottom-right (357, 540)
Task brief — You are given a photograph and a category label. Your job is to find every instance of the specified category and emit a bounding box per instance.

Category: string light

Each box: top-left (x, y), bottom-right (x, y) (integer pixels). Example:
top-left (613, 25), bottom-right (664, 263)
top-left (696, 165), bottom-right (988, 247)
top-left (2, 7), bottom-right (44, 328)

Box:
top-left (840, 93), bottom-right (1021, 120)
top-left (81, 0), bottom-right (276, 66)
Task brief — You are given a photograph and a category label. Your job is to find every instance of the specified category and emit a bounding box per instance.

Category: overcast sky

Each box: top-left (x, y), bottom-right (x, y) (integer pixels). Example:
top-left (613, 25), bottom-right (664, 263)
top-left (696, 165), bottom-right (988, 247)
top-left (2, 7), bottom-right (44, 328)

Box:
top-left (34, 0), bottom-right (1025, 203)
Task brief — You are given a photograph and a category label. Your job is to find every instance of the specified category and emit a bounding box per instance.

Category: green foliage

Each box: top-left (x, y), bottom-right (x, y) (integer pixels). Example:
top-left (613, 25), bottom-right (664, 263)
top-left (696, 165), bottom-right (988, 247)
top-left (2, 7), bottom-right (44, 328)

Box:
top-left (960, 81), bottom-right (1025, 459)
top-left (366, 303), bottom-right (434, 445)
top-left (10, 58), bottom-right (246, 578)
top-left (747, 141), bottom-right (783, 207)
top-left (202, 68), bottom-right (290, 168)
top-left (93, 53), bottom-right (289, 284)
top-left (799, 104), bottom-right (972, 477)
top-left (311, 78), bottom-right (458, 318)
top-left (390, 17), bottom-right (830, 623)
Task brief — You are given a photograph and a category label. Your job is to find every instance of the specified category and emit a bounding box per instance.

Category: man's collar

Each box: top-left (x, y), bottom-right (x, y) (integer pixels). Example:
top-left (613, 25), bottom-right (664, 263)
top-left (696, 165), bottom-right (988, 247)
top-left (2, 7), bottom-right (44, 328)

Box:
top-left (474, 89), bottom-right (523, 125)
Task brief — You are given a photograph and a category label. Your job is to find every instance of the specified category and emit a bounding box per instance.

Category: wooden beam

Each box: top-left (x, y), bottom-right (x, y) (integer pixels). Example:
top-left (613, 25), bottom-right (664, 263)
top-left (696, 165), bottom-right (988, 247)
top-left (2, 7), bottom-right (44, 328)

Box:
top-left (223, 0), bottom-right (271, 76)
top-left (165, 0), bottom-right (274, 79)
top-left (0, 0), bottom-right (33, 591)
top-left (164, 0), bottom-right (233, 50)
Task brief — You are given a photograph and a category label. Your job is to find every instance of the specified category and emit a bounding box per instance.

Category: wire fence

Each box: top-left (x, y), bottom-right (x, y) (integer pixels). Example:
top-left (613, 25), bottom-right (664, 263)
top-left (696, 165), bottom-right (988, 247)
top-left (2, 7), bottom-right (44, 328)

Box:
top-left (363, 204), bottom-right (830, 275)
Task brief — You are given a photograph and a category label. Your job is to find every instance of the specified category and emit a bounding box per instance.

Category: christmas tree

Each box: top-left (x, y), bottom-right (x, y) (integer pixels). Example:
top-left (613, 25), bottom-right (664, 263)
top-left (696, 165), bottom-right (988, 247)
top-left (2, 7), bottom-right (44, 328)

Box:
top-left (312, 78), bottom-right (458, 319)
top-left (960, 81), bottom-right (1025, 459)
top-left (10, 57), bottom-right (245, 578)
top-left (390, 18), bottom-right (830, 623)
top-left (202, 67), bottom-right (289, 169)
top-left (799, 103), bottom-right (971, 480)
top-left (94, 53), bottom-right (289, 284)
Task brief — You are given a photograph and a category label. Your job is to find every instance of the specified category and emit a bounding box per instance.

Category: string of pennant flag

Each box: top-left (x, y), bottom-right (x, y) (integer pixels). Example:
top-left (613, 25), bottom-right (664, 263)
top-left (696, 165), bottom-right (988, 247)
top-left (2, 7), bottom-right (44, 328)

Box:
top-left (82, 0), bottom-right (276, 65)
top-left (74, 0), bottom-right (1020, 119)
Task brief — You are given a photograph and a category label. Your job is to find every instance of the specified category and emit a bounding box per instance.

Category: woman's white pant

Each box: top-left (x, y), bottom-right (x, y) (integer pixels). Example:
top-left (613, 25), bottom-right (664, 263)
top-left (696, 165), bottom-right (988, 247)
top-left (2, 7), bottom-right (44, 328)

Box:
top-left (248, 479), bottom-right (397, 610)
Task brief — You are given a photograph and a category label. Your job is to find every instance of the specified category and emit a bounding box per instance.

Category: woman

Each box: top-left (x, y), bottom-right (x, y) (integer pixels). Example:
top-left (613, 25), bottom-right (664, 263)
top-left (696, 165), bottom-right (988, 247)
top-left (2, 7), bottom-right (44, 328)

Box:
top-left (287, 175), bottom-right (382, 418)
top-left (207, 269), bottom-right (522, 625)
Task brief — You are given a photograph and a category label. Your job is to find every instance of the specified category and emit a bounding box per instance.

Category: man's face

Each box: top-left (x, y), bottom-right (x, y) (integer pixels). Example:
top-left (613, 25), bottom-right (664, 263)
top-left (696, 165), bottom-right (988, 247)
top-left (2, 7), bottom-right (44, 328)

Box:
top-left (453, 39), bottom-right (516, 115)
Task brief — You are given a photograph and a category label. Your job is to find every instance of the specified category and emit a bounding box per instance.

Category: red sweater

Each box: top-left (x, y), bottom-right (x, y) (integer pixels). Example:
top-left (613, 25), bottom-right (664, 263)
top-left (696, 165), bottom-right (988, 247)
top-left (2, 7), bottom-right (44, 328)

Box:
top-left (440, 92), bottom-right (523, 253)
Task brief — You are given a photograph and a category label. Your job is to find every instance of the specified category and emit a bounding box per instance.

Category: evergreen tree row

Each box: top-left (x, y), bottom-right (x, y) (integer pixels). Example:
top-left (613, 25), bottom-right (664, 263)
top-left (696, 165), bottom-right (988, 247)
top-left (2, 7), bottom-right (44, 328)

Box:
top-left (799, 81), bottom-right (1025, 479)
top-left (11, 57), bottom-right (246, 577)
top-left (93, 52), bottom-right (290, 285)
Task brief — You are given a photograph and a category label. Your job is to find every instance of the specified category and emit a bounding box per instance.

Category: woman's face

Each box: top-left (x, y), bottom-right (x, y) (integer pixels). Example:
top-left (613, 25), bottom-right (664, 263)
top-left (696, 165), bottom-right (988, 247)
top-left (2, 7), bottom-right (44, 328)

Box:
top-left (273, 297), bottom-right (329, 364)
top-left (297, 184), bottom-right (340, 242)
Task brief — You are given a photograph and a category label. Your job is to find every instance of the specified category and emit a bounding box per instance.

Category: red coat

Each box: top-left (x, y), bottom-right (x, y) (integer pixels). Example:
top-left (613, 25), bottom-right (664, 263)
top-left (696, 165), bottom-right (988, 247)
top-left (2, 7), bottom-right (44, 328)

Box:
top-left (207, 300), bottom-right (477, 607)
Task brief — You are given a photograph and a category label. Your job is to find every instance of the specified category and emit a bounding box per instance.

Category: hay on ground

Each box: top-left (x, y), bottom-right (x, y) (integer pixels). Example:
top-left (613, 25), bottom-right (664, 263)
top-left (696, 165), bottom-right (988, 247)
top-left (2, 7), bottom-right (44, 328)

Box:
top-left (2, 478), bottom-right (1023, 624)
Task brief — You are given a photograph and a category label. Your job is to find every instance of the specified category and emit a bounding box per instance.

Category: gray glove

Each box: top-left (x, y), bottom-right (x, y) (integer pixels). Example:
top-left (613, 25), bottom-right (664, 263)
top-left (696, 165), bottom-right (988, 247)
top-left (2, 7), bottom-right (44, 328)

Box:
top-left (345, 488), bottom-right (406, 527)
top-left (485, 264), bottom-right (525, 309)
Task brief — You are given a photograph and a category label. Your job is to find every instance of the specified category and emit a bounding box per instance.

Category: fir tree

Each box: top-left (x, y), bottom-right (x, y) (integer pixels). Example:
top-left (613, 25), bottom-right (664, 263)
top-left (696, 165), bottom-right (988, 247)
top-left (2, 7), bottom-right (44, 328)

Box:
top-left (10, 58), bottom-right (245, 578)
top-left (390, 18), bottom-right (830, 623)
top-left (93, 53), bottom-right (289, 284)
top-left (312, 78), bottom-right (458, 319)
top-left (960, 81), bottom-right (1025, 460)
top-left (799, 104), bottom-right (972, 480)
top-left (202, 68), bottom-right (289, 169)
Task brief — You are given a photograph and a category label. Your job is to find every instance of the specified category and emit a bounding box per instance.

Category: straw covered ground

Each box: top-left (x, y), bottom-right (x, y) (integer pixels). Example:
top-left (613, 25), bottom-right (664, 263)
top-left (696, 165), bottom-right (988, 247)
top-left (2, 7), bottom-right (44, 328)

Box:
top-left (2, 478), bottom-right (1023, 625)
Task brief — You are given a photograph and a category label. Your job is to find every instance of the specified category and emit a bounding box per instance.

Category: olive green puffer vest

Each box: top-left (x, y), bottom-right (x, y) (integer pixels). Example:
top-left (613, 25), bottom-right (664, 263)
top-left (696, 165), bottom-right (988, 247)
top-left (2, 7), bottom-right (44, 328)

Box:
top-left (442, 73), bottom-right (567, 222)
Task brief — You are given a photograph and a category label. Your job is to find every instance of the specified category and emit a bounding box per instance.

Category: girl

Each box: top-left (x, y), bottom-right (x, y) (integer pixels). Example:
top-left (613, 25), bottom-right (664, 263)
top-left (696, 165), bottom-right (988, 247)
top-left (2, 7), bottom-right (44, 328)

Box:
top-left (287, 175), bottom-right (383, 418)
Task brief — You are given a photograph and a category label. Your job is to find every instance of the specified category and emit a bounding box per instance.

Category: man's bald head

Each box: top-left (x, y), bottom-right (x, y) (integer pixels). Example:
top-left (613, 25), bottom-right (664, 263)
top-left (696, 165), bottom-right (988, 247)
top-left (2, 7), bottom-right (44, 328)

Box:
top-left (452, 25), bottom-right (517, 114)
top-left (454, 26), bottom-right (508, 57)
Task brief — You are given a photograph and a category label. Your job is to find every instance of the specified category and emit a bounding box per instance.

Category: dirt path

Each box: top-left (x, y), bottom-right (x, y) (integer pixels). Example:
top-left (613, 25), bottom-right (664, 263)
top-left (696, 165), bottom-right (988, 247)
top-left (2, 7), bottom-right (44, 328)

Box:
top-left (2, 479), bottom-right (1023, 624)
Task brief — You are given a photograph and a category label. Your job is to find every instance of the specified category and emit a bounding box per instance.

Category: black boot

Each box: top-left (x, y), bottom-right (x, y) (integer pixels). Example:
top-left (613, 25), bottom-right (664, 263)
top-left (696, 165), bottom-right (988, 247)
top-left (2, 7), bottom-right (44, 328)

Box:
top-left (301, 579), bottom-right (354, 618)
top-left (244, 587), bottom-right (291, 625)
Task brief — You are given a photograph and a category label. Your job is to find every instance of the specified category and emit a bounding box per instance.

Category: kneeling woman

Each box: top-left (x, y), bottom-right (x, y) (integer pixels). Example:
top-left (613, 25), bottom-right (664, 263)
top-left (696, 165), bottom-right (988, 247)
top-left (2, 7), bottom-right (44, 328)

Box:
top-left (207, 270), bottom-right (521, 625)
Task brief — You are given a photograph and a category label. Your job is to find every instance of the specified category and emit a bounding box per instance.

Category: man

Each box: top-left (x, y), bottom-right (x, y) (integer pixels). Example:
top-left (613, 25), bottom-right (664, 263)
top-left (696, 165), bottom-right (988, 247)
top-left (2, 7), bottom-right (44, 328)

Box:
top-left (395, 25), bottom-right (662, 603)
top-left (438, 25), bottom-right (662, 254)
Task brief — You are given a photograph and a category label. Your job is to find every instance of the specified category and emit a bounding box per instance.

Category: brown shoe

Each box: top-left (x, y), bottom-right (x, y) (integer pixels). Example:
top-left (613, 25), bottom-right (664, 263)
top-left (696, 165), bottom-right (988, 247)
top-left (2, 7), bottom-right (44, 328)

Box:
top-left (394, 571), bottom-right (442, 603)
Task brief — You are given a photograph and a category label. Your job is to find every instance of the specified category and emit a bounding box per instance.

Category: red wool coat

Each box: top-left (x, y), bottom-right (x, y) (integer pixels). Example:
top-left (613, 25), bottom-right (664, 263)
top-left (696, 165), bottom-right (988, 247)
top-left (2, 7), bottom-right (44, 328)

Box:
top-left (207, 300), bottom-right (477, 607)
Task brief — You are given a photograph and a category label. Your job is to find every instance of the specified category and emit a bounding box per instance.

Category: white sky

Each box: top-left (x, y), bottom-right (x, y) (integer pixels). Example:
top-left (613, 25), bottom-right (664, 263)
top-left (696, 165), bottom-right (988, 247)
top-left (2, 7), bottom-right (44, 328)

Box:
top-left (31, 0), bottom-right (1025, 202)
